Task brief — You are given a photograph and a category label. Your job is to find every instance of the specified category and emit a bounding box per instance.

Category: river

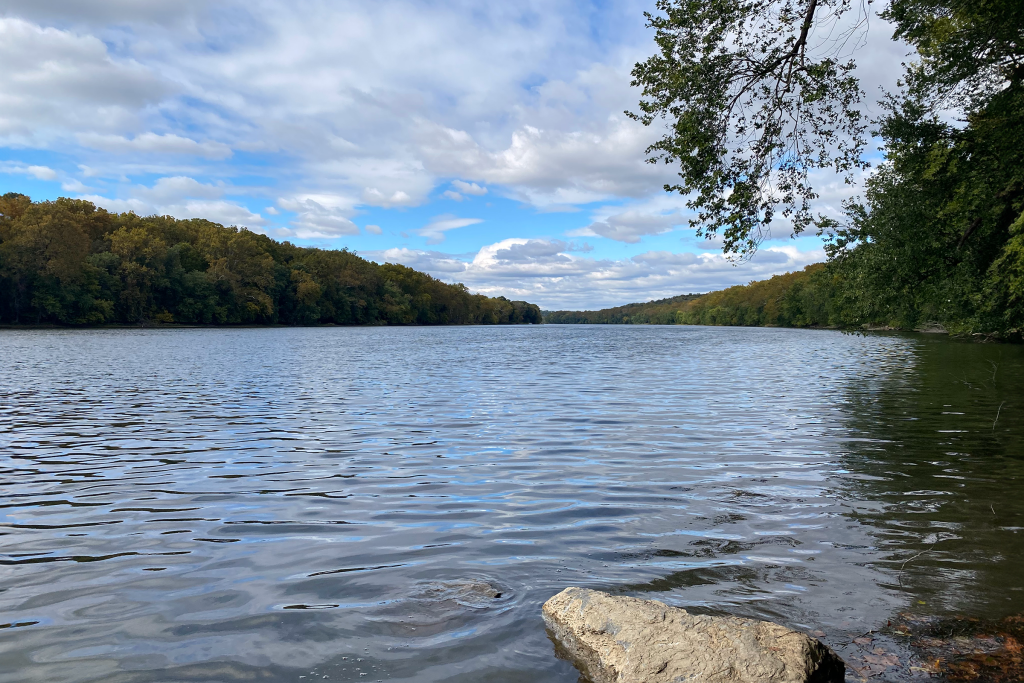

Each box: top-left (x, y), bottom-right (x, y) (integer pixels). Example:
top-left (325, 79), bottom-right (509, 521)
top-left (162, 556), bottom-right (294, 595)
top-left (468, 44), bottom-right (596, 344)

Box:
top-left (1, 325), bottom-right (1021, 682)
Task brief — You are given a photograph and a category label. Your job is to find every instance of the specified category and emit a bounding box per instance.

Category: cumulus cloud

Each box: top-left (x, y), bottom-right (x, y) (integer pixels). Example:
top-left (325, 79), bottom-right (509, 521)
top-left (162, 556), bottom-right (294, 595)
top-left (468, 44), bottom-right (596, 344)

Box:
top-left (78, 133), bottom-right (232, 159)
top-left (0, 162), bottom-right (58, 181)
top-left (364, 224), bottom-right (383, 235)
top-left (451, 180), bottom-right (487, 196)
top-left (362, 188), bottom-right (417, 208)
top-left (174, 200), bottom-right (267, 227)
top-left (28, 165), bottom-right (58, 180)
top-left (61, 179), bottom-right (90, 192)
top-left (419, 119), bottom-right (672, 208)
top-left (0, 18), bottom-right (167, 144)
top-left (79, 192), bottom-right (266, 227)
top-left (370, 238), bottom-right (825, 309)
top-left (416, 214), bottom-right (484, 244)
top-left (69, 175), bottom-right (264, 227)
top-left (374, 247), bottom-right (470, 275)
top-left (575, 209), bottom-right (682, 243)
top-left (278, 196), bottom-right (358, 239)
top-left (136, 176), bottom-right (224, 203)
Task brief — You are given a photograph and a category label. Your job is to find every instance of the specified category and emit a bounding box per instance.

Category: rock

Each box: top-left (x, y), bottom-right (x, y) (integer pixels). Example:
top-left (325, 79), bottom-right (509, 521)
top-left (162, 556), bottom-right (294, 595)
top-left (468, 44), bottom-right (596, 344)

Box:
top-left (412, 579), bottom-right (504, 607)
top-left (542, 587), bottom-right (844, 683)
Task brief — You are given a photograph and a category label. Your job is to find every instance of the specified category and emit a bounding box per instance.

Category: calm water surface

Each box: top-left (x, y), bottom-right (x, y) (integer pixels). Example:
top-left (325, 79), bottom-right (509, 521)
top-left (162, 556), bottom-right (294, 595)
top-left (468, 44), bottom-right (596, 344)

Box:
top-left (1, 326), bottom-right (1022, 682)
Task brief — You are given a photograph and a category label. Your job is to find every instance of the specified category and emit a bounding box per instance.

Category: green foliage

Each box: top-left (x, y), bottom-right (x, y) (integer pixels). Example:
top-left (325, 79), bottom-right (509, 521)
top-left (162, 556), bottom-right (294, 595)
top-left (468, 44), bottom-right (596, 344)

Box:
top-left (676, 264), bottom-right (833, 326)
top-left (633, 0), bottom-right (1023, 338)
top-left (826, 0), bottom-right (1024, 337)
top-left (0, 195), bottom-right (541, 327)
top-left (545, 293), bottom-right (702, 324)
top-left (629, 0), bottom-right (868, 255)
top-left (545, 265), bottom-right (837, 328)
top-left (883, 0), bottom-right (1024, 113)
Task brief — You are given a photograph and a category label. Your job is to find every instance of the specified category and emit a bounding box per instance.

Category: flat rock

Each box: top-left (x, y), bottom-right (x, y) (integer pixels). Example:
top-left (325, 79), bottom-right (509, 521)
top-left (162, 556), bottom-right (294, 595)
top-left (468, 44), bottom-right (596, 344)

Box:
top-left (542, 587), bottom-right (844, 683)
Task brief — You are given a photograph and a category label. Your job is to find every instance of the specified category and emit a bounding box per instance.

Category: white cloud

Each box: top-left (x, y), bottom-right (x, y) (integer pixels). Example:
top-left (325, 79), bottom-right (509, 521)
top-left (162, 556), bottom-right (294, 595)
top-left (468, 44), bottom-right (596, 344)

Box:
top-left (72, 175), bottom-right (264, 227)
top-left (0, 18), bottom-right (167, 144)
top-left (416, 214), bottom-right (484, 244)
top-left (278, 196), bottom-right (358, 239)
top-left (442, 190), bottom-right (463, 201)
top-left (375, 247), bottom-right (469, 274)
top-left (370, 237), bottom-right (824, 309)
top-left (77, 195), bottom-right (150, 214)
top-left (78, 192), bottom-right (267, 227)
top-left (0, 162), bottom-right (58, 181)
top-left (61, 179), bottom-right (90, 192)
top-left (27, 165), bottom-right (58, 180)
top-left (361, 188), bottom-right (417, 208)
top-left (137, 176), bottom-right (224, 203)
top-left (576, 209), bottom-right (682, 243)
top-left (78, 133), bottom-right (232, 159)
top-left (175, 200), bottom-right (266, 227)
top-left (419, 118), bottom-right (672, 209)
top-left (364, 224), bottom-right (383, 235)
top-left (451, 180), bottom-right (487, 196)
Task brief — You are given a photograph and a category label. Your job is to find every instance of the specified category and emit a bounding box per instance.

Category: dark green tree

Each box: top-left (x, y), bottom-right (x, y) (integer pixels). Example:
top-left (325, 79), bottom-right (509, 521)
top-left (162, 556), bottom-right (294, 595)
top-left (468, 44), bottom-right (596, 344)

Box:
top-left (629, 0), bottom-right (869, 256)
top-left (632, 0), bottom-right (1024, 336)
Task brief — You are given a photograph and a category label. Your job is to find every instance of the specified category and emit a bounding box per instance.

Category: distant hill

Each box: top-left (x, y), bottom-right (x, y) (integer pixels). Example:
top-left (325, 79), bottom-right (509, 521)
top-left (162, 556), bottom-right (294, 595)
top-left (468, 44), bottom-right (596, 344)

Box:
top-left (0, 194), bottom-right (541, 326)
top-left (544, 292), bottom-right (704, 324)
top-left (544, 264), bottom-right (831, 328)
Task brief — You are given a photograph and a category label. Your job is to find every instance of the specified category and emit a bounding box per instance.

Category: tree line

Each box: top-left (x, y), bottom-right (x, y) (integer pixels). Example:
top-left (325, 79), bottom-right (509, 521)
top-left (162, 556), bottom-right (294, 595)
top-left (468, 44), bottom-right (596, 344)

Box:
top-left (544, 267), bottom-right (833, 329)
top-left (0, 195), bottom-right (541, 326)
top-left (544, 293), bottom-right (702, 325)
top-left (626, 0), bottom-right (1022, 340)
top-left (543, 262), bottom-right (994, 333)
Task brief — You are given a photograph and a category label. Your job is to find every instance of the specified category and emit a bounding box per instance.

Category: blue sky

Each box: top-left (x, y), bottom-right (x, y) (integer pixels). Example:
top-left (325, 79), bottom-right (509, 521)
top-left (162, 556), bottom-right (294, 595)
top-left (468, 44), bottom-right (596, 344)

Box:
top-left (0, 1), bottom-right (908, 309)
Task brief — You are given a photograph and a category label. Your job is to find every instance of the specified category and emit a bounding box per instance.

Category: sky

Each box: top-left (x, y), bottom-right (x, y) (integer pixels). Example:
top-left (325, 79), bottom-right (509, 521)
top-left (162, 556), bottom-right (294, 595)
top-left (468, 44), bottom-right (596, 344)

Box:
top-left (0, 0), bottom-right (911, 310)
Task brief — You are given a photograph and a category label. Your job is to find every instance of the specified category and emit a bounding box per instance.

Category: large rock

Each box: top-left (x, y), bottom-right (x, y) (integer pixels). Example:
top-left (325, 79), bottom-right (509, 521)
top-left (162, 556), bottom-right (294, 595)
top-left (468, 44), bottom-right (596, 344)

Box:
top-left (542, 588), bottom-right (844, 683)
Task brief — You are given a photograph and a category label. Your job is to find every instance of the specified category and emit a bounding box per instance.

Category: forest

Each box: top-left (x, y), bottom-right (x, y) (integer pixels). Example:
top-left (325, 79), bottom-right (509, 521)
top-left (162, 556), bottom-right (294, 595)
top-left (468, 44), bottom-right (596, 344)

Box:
top-left (0, 194), bottom-right (541, 326)
top-left (545, 293), bottom-right (703, 325)
top-left (546, 255), bottom-right (1016, 341)
top-left (545, 265), bottom-right (835, 329)
top-left (544, 261), bottom-right (998, 333)
top-left (619, 0), bottom-right (1024, 341)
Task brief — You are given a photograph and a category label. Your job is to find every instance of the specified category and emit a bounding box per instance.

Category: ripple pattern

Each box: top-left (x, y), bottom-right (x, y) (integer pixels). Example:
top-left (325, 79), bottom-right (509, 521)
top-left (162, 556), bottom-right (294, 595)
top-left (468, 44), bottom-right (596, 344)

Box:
top-left (1, 326), bottom-right (1022, 682)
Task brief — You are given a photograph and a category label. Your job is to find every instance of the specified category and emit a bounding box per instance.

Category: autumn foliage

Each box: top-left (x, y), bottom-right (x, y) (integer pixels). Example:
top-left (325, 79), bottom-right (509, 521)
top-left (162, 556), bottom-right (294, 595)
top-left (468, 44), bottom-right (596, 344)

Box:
top-left (0, 195), bottom-right (541, 326)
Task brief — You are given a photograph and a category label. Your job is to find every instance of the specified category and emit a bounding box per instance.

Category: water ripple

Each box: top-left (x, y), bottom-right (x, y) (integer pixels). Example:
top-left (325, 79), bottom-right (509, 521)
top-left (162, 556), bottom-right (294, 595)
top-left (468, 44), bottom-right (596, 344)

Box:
top-left (1, 326), bottom-right (1022, 682)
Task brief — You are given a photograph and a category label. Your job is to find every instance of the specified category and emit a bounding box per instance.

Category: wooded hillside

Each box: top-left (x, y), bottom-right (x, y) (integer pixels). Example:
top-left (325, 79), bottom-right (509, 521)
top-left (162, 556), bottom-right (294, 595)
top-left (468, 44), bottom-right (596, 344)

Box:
top-left (0, 195), bottom-right (541, 326)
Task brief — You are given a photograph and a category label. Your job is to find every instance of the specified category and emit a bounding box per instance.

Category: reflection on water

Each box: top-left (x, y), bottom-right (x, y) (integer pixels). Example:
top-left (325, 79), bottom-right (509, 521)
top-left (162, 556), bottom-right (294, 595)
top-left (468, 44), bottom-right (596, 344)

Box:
top-left (0, 326), bottom-right (1020, 682)
top-left (837, 334), bottom-right (1024, 617)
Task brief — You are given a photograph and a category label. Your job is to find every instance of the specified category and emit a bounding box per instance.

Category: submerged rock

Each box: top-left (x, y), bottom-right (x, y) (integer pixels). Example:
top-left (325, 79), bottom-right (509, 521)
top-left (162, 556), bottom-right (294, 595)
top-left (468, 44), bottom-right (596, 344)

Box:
top-left (411, 579), bottom-right (505, 608)
top-left (542, 587), bottom-right (844, 683)
top-left (890, 611), bottom-right (1024, 682)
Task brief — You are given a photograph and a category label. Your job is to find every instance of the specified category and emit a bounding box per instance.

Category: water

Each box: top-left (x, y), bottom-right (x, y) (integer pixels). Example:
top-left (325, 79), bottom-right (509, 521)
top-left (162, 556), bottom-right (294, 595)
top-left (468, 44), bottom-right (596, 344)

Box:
top-left (0, 325), bottom-right (1021, 682)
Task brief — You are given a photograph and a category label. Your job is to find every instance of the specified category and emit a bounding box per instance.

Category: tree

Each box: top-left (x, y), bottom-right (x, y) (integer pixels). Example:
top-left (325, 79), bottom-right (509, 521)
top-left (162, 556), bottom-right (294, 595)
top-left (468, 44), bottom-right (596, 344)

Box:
top-left (633, 0), bottom-right (1024, 335)
top-left (826, 0), bottom-right (1024, 334)
top-left (630, 0), bottom-right (869, 256)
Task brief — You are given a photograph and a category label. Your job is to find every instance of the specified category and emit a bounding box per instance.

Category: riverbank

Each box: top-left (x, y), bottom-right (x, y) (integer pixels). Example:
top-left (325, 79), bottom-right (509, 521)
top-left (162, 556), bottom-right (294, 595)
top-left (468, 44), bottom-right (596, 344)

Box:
top-left (543, 263), bottom-right (1023, 343)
